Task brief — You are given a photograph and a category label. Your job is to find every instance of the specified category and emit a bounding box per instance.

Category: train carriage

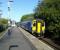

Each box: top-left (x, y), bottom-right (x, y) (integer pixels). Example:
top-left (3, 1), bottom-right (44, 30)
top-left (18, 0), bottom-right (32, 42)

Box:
top-left (32, 19), bottom-right (45, 36)
top-left (20, 19), bottom-right (45, 36)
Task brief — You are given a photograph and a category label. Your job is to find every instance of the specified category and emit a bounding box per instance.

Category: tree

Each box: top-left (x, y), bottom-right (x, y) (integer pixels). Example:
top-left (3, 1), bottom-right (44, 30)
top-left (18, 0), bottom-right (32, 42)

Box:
top-left (0, 18), bottom-right (8, 32)
top-left (34, 0), bottom-right (60, 38)
top-left (21, 14), bottom-right (34, 22)
top-left (0, 18), bottom-right (8, 24)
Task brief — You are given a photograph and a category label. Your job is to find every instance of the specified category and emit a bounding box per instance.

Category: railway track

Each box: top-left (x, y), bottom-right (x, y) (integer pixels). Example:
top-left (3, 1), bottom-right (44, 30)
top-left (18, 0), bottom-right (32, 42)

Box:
top-left (37, 37), bottom-right (60, 50)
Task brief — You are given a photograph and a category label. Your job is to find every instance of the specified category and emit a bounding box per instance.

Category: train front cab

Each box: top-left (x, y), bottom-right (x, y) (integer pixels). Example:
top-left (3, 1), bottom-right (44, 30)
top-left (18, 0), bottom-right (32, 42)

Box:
top-left (32, 19), bottom-right (45, 36)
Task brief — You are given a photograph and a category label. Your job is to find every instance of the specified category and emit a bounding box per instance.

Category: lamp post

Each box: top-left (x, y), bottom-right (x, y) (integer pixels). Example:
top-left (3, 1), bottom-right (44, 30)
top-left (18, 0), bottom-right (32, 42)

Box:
top-left (8, 0), bottom-right (13, 19)
top-left (8, 0), bottom-right (13, 25)
top-left (0, 2), bottom-right (2, 18)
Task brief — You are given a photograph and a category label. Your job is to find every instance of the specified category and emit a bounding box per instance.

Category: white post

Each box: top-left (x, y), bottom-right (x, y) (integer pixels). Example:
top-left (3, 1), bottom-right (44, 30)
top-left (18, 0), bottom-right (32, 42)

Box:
top-left (8, 0), bottom-right (13, 19)
top-left (0, 2), bottom-right (2, 18)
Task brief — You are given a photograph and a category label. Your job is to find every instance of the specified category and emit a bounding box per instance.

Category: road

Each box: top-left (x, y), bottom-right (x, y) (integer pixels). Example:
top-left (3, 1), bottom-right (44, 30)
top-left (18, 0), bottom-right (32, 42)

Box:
top-left (0, 27), bottom-right (36, 50)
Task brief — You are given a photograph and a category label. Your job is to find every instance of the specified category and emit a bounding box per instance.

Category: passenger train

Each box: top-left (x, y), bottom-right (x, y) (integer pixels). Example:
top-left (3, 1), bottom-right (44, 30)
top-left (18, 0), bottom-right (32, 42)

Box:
top-left (20, 19), bottom-right (45, 36)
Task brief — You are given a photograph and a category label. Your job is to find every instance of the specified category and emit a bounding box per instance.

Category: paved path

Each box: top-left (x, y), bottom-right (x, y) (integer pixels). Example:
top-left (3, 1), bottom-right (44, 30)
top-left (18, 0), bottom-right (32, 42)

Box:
top-left (0, 27), bottom-right (36, 50)
top-left (19, 27), bottom-right (55, 50)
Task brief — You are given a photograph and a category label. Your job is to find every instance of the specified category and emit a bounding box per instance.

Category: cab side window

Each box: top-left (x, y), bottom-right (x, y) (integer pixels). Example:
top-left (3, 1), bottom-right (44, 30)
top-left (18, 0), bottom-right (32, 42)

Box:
top-left (42, 23), bottom-right (44, 26)
top-left (33, 22), bottom-right (36, 26)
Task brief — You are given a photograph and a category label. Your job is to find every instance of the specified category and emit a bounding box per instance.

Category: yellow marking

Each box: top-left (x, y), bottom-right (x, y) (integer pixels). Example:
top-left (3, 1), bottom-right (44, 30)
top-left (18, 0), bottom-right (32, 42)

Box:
top-left (32, 19), bottom-right (36, 33)
top-left (32, 26), bottom-right (36, 31)
top-left (37, 23), bottom-right (41, 33)
top-left (42, 26), bottom-right (45, 31)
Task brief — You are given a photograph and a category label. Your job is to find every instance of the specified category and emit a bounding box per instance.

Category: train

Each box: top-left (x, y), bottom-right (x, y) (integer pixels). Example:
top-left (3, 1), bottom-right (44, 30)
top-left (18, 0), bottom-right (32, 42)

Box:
top-left (20, 19), bottom-right (45, 36)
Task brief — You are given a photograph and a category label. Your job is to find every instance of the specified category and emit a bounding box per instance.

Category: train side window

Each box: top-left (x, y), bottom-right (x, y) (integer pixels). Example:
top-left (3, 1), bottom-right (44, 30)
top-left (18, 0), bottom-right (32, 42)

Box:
top-left (42, 23), bottom-right (44, 26)
top-left (33, 23), bottom-right (36, 26)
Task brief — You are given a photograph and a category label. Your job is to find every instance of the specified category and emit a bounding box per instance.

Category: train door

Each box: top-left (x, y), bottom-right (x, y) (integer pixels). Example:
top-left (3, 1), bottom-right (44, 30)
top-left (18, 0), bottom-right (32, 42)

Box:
top-left (42, 22), bottom-right (45, 34)
top-left (36, 20), bottom-right (42, 35)
top-left (32, 20), bottom-right (36, 33)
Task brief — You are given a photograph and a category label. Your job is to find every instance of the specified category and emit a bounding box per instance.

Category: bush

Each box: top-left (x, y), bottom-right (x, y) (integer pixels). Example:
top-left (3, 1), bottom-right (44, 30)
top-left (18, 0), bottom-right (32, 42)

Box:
top-left (0, 24), bottom-right (5, 32)
top-left (34, 0), bottom-right (60, 39)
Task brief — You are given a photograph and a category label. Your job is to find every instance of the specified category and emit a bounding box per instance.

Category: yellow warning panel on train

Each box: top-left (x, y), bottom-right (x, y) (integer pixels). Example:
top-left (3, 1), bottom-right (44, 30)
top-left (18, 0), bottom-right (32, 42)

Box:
top-left (37, 22), bottom-right (41, 33)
